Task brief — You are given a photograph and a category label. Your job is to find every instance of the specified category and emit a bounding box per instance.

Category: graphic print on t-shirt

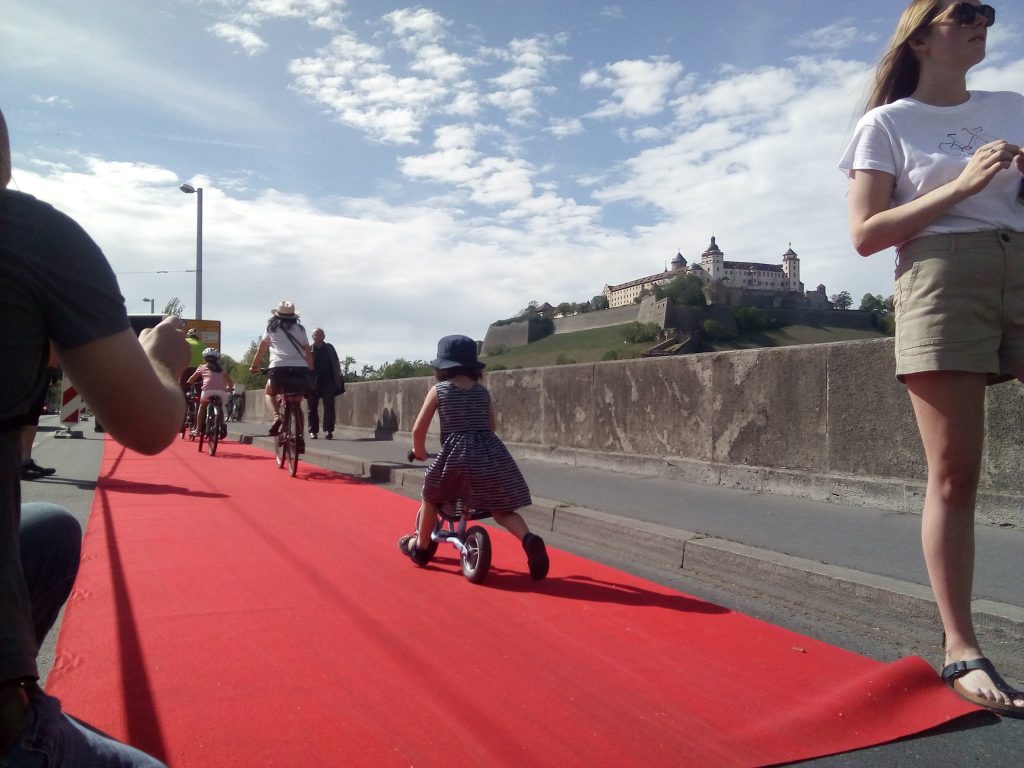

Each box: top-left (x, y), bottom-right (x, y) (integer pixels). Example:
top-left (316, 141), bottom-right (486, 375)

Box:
top-left (938, 126), bottom-right (998, 156)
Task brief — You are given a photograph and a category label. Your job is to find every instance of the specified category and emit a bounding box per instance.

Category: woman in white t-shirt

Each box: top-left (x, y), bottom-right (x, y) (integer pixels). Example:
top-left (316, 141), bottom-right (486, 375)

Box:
top-left (249, 301), bottom-right (313, 436)
top-left (839, 1), bottom-right (1023, 716)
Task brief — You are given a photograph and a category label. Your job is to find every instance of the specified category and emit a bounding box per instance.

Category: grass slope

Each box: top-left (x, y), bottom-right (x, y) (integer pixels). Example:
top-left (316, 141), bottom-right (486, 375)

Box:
top-left (482, 323), bottom-right (887, 370)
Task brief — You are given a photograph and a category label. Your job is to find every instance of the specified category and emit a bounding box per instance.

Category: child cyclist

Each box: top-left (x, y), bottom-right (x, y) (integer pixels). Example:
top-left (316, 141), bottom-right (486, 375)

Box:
top-left (399, 334), bottom-right (549, 580)
top-left (186, 348), bottom-right (233, 438)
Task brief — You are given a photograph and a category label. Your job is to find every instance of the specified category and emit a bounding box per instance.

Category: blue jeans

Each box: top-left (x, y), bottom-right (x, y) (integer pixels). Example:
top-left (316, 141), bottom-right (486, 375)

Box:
top-left (0, 686), bottom-right (166, 767)
top-left (0, 504), bottom-right (165, 767)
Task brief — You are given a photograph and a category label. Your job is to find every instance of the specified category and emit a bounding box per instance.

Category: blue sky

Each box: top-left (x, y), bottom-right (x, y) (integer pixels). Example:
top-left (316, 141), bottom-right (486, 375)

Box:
top-left (4, 0), bottom-right (1023, 366)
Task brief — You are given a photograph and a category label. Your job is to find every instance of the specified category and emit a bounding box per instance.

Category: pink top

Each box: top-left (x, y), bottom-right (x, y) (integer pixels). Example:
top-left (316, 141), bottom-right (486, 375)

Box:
top-left (193, 364), bottom-right (231, 395)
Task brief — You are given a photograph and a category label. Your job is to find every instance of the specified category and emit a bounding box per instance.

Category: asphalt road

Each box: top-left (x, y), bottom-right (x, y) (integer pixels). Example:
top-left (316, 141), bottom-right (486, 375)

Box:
top-left (21, 415), bottom-right (1023, 767)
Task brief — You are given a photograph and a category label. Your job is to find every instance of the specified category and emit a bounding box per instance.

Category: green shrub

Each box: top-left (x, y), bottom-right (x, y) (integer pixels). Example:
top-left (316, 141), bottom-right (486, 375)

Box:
top-left (622, 321), bottom-right (661, 343)
top-left (702, 319), bottom-right (734, 341)
top-left (601, 350), bottom-right (619, 361)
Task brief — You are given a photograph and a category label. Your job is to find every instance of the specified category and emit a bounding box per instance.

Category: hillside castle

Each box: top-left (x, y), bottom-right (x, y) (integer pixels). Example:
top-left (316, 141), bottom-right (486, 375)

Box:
top-left (602, 237), bottom-right (831, 310)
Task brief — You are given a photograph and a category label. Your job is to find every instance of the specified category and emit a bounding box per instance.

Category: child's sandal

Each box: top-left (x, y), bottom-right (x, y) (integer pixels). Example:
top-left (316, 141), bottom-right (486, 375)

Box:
top-left (398, 535), bottom-right (431, 566)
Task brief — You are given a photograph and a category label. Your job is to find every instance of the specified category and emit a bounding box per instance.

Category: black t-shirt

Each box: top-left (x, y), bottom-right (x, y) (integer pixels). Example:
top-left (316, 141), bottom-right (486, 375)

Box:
top-left (1, 189), bottom-right (129, 683)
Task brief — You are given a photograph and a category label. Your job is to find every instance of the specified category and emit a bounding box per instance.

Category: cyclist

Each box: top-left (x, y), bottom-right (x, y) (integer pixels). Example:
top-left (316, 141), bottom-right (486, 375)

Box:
top-left (179, 328), bottom-right (205, 392)
top-left (249, 301), bottom-right (313, 436)
top-left (186, 348), bottom-right (233, 438)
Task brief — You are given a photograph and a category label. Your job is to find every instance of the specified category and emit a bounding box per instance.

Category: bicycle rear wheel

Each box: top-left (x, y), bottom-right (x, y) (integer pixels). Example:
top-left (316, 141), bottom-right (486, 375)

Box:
top-left (275, 430), bottom-right (286, 468)
top-left (207, 403), bottom-right (221, 456)
top-left (287, 404), bottom-right (301, 477)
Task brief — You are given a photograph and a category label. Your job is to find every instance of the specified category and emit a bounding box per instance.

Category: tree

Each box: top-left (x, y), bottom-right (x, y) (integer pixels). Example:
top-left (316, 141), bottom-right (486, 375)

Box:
top-left (860, 293), bottom-right (895, 336)
top-left (653, 275), bottom-right (706, 308)
top-left (362, 358), bottom-right (434, 380)
top-left (830, 290), bottom-right (853, 310)
top-left (163, 297), bottom-right (185, 317)
top-left (623, 321), bottom-right (661, 343)
top-left (231, 338), bottom-right (266, 390)
top-left (341, 355), bottom-right (357, 380)
top-left (591, 294), bottom-right (609, 311)
top-left (859, 293), bottom-right (886, 313)
top-left (556, 302), bottom-right (574, 317)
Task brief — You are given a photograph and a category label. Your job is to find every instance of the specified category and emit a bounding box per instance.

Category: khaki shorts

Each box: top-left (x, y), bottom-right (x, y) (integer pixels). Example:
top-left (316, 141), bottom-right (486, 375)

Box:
top-left (894, 230), bottom-right (1024, 382)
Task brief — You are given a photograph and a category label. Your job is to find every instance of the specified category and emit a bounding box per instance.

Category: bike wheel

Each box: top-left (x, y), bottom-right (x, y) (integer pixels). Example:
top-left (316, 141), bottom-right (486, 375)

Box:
top-left (287, 405), bottom-right (301, 477)
top-left (460, 526), bottom-right (491, 584)
top-left (275, 432), bottom-right (286, 468)
top-left (188, 408), bottom-right (197, 441)
top-left (197, 415), bottom-right (205, 452)
top-left (207, 404), bottom-right (220, 456)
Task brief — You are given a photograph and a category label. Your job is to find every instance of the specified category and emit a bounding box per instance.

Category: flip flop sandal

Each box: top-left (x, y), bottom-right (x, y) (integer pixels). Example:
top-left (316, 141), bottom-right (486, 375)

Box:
top-left (397, 535), bottom-right (431, 566)
top-left (941, 657), bottom-right (1024, 718)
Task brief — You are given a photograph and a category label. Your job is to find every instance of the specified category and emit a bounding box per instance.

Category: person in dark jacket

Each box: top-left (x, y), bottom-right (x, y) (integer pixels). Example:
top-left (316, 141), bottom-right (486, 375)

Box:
top-left (306, 327), bottom-right (344, 440)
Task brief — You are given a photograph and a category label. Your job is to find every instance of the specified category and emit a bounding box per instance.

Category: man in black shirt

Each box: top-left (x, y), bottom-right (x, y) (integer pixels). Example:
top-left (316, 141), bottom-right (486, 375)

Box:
top-left (1, 107), bottom-right (186, 766)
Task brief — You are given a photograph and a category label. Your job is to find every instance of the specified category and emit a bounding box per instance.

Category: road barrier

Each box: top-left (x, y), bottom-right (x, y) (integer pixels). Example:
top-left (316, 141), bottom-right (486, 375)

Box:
top-left (55, 376), bottom-right (84, 439)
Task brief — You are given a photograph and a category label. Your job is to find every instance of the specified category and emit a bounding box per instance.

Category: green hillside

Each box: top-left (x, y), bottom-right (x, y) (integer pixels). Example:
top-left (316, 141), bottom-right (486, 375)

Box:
top-left (482, 323), bottom-right (887, 370)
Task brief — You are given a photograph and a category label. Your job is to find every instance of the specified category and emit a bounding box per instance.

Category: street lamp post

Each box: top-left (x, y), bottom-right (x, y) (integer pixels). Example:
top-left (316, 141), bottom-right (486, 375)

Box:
top-left (142, 297), bottom-right (155, 313)
top-left (179, 183), bottom-right (203, 319)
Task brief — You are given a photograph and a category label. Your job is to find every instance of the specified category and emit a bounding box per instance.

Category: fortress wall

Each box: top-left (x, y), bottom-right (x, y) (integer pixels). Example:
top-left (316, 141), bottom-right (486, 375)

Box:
top-left (552, 304), bottom-right (641, 334)
top-left (481, 322), bottom-right (531, 354)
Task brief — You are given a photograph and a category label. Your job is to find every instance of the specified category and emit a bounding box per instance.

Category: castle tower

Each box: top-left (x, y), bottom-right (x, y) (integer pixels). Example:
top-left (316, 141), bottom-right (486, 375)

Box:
top-left (670, 251), bottom-right (687, 272)
top-left (701, 236), bottom-right (724, 281)
top-left (782, 243), bottom-right (800, 291)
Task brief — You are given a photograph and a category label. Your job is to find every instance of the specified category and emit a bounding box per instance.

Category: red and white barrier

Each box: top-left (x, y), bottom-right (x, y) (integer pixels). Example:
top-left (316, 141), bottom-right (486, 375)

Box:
top-left (59, 377), bottom-right (83, 426)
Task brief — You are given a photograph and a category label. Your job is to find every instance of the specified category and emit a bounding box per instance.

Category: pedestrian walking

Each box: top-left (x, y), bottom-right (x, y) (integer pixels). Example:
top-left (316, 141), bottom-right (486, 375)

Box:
top-left (306, 327), bottom-right (343, 440)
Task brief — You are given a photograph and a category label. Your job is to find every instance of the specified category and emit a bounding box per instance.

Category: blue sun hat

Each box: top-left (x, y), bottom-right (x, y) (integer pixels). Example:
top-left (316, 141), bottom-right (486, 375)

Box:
top-left (431, 335), bottom-right (485, 370)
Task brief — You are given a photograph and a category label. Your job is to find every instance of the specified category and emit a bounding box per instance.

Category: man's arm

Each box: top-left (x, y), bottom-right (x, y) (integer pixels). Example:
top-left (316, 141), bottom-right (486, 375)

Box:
top-left (57, 316), bottom-right (187, 455)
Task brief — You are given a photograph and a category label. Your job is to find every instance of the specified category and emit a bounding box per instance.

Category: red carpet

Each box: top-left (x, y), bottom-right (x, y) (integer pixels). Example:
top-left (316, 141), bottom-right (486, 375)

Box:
top-left (45, 436), bottom-right (979, 767)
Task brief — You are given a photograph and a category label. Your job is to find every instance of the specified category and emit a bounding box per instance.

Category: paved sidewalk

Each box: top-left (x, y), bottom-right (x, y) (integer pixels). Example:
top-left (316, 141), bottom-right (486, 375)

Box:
top-left (227, 419), bottom-right (1024, 679)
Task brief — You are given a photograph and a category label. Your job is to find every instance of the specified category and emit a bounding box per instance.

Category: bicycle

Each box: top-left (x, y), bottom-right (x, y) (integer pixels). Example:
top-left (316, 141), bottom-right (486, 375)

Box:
top-left (226, 391), bottom-right (245, 422)
top-left (405, 451), bottom-right (492, 584)
top-left (196, 395), bottom-right (225, 456)
top-left (262, 368), bottom-right (305, 477)
top-left (180, 385), bottom-right (200, 441)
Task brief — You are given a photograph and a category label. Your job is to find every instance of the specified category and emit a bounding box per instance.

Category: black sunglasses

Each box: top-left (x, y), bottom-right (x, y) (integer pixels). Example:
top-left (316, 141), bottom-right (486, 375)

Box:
top-left (951, 3), bottom-right (996, 27)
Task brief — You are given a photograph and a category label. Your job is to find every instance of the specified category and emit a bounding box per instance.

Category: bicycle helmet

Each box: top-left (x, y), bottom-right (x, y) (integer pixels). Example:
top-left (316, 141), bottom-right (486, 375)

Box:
top-left (202, 347), bottom-right (220, 359)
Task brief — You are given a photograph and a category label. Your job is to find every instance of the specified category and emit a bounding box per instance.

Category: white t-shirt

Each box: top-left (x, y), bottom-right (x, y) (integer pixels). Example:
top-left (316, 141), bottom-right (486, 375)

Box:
top-left (263, 322), bottom-right (309, 368)
top-left (838, 90), bottom-right (1024, 243)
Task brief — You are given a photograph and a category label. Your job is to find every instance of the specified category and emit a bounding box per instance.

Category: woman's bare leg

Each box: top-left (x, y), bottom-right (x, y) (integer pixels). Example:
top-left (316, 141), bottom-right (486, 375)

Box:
top-left (906, 370), bottom-right (1023, 707)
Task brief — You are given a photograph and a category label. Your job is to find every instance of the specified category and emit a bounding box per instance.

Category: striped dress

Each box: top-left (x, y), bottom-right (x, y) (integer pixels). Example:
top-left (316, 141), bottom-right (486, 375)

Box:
top-left (422, 380), bottom-right (532, 515)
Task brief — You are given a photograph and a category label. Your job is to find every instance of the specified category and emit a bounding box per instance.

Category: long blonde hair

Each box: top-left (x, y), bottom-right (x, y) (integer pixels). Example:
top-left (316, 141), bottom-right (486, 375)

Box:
top-left (864, 0), bottom-right (946, 113)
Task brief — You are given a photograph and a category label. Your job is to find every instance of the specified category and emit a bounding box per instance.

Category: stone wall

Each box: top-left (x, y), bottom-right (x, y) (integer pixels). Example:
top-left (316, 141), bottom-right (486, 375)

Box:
top-left (481, 321), bottom-right (531, 354)
top-left (248, 338), bottom-right (1023, 524)
top-left (554, 304), bottom-right (642, 334)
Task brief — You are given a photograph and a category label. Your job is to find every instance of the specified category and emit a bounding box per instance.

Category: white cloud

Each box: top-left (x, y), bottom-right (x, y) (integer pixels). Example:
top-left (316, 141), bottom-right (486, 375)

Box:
top-left (209, 23), bottom-right (268, 55)
top-left (209, 0), bottom-right (347, 52)
top-left (485, 35), bottom-right (568, 121)
top-left (582, 57), bottom-right (684, 119)
top-left (547, 117), bottom-right (584, 138)
top-left (31, 95), bottom-right (74, 108)
top-left (792, 20), bottom-right (865, 52)
top-left (289, 33), bottom-right (448, 144)
top-left (383, 7), bottom-right (446, 42)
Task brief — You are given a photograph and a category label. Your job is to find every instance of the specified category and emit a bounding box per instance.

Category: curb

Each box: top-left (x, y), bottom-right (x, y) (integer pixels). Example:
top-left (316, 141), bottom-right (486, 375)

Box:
top-left (234, 430), bottom-right (1024, 680)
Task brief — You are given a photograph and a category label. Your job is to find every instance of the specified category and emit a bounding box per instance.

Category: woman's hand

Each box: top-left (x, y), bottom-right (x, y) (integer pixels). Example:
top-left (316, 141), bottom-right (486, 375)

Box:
top-left (954, 140), bottom-right (1022, 198)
